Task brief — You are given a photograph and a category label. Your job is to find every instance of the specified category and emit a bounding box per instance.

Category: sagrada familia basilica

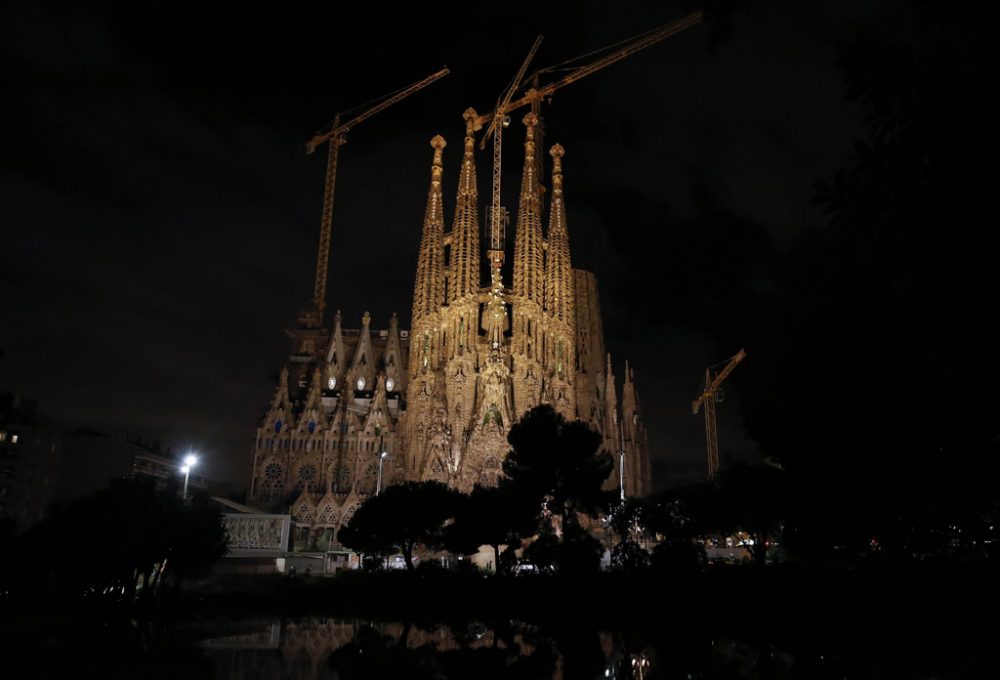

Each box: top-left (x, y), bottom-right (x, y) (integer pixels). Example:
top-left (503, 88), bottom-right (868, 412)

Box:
top-left (247, 110), bottom-right (651, 548)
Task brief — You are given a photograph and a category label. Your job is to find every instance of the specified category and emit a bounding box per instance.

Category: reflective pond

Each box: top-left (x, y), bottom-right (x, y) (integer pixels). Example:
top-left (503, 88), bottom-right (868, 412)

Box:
top-left (3, 611), bottom-right (985, 678)
top-left (199, 617), bottom-right (743, 679)
top-left (194, 616), bottom-right (956, 679)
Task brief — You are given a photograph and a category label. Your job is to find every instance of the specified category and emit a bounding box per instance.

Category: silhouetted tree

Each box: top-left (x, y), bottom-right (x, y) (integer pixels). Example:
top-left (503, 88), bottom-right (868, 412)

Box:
top-left (608, 498), bottom-right (650, 571)
top-left (442, 483), bottom-right (537, 576)
top-left (737, 6), bottom-right (1000, 562)
top-left (643, 489), bottom-right (708, 570)
top-left (521, 522), bottom-right (559, 576)
top-left (504, 405), bottom-right (613, 532)
top-left (338, 481), bottom-right (462, 571)
top-left (14, 478), bottom-right (226, 603)
top-left (503, 405), bottom-right (614, 574)
top-left (612, 3), bottom-right (1000, 565)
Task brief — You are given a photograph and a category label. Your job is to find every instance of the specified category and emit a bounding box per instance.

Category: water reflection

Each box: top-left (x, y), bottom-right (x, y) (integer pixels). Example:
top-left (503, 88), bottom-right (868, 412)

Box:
top-left (198, 618), bottom-right (803, 679)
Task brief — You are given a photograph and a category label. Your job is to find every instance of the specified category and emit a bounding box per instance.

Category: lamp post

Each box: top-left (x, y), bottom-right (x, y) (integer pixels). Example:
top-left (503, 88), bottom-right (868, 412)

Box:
top-left (618, 429), bottom-right (626, 505)
top-left (376, 450), bottom-right (388, 496)
top-left (619, 450), bottom-right (626, 504)
top-left (181, 453), bottom-right (197, 499)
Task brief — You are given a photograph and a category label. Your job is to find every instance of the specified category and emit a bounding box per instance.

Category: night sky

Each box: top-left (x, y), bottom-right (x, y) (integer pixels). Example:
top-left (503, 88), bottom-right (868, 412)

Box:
top-left (2, 1), bottom-right (900, 491)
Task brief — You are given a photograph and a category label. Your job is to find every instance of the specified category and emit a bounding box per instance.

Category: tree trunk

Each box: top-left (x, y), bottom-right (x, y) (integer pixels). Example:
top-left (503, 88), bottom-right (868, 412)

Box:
top-left (493, 544), bottom-right (502, 577)
top-left (402, 543), bottom-right (415, 571)
top-left (753, 530), bottom-right (767, 566)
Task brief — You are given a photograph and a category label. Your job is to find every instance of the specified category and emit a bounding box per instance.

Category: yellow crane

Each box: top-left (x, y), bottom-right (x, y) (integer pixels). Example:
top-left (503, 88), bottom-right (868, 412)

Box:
top-left (472, 9), bottom-right (702, 258)
top-left (481, 35), bottom-right (544, 276)
top-left (692, 348), bottom-right (746, 479)
top-left (304, 67), bottom-right (449, 323)
top-left (472, 9), bottom-right (703, 132)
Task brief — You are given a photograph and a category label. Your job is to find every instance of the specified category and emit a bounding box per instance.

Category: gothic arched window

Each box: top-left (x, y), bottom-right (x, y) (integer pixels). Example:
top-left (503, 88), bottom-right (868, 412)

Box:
top-left (260, 463), bottom-right (283, 503)
top-left (295, 463), bottom-right (318, 493)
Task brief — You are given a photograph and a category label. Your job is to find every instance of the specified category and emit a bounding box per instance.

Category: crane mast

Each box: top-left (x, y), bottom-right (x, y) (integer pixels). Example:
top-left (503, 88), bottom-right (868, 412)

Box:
top-left (483, 36), bottom-right (543, 278)
top-left (304, 67), bottom-right (449, 324)
top-left (692, 348), bottom-right (746, 478)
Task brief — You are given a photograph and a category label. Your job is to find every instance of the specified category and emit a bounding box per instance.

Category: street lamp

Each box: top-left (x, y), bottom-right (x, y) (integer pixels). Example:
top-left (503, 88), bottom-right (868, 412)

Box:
top-left (618, 428), bottom-right (626, 505)
top-left (613, 411), bottom-right (625, 504)
top-left (619, 450), bottom-right (626, 504)
top-left (181, 453), bottom-right (197, 499)
top-left (376, 450), bottom-right (388, 496)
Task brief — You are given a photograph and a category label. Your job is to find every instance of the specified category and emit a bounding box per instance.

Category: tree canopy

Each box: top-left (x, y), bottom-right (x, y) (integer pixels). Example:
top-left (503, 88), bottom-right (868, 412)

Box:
top-left (338, 481), bottom-right (463, 571)
top-left (501, 405), bottom-right (614, 574)
top-left (504, 405), bottom-right (614, 532)
top-left (8, 478), bottom-right (227, 604)
top-left (443, 483), bottom-right (538, 576)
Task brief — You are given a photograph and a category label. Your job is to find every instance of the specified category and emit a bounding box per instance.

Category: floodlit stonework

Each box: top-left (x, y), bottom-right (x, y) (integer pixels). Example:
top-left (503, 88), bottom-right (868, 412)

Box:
top-left (247, 112), bottom-right (651, 548)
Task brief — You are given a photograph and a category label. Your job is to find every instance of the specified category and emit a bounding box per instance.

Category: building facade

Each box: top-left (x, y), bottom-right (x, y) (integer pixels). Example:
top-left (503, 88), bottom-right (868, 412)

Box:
top-left (247, 112), bottom-right (650, 549)
top-left (0, 393), bottom-right (59, 530)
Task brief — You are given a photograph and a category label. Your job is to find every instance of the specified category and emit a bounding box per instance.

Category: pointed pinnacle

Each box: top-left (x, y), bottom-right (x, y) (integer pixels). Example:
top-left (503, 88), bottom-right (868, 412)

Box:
top-left (463, 108), bottom-right (478, 135)
top-left (430, 135), bottom-right (446, 162)
top-left (550, 144), bottom-right (564, 192)
top-left (523, 112), bottom-right (539, 138)
top-left (430, 135), bottom-right (446, 185)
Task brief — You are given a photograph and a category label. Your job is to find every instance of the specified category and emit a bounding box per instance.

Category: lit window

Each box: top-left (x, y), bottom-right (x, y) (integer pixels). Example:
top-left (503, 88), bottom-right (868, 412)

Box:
top-left (357, 377), bottom-right (366, 391)
top-left (386, 378), bottom-right (395, 392)
top-left (0, 431), bottom-right (6, 442)
top-left (11, 435), bottom-right (17, 444)
top-left (328, 377), bottom-right (336, 390)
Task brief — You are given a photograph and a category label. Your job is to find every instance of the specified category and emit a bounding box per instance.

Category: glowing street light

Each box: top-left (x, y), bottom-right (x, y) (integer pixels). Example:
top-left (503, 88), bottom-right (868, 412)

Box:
top-left (614, 411), bottom-right (625, 504)
top-left (619, 449), bottom-right (626, 504)
top-left (181, 453), bottom-right (197, 499)
top-left (618, 427), bottom-right (626, 505)
top-left (376, 450), bottom-right (388, 496)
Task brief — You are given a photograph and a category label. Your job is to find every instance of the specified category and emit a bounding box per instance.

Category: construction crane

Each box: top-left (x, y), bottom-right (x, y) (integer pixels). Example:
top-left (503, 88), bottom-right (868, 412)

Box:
top-left (692, 348), bottom-right (746, 479)
top-left (481, 35), bottom-right (543, 277)
top-left (303, 67), bottom-right (449, 323)
top-left (471, 9), bottom-right (702, 248)
top-left (472, 9), bottom-right (703, 132)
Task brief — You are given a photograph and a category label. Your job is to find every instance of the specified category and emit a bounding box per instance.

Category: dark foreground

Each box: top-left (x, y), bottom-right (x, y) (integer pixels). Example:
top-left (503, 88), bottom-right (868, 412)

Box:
top-left (1, 562), bottom-right (996, 678)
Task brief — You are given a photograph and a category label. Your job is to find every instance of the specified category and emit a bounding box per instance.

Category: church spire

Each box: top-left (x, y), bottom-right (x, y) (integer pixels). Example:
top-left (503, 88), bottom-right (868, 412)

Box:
top-left (512, 113), bottom-right (544, 303)
top-left (622, 359), bottom-right (636, 442)
top-left (545, 143), bottom-right (573, 325)
top-left (449, 109), bottom-right (481, 302)
top-left (621, 360), bottom-right (649, 497)
top-left (411, 135), bottom-right (446, 325)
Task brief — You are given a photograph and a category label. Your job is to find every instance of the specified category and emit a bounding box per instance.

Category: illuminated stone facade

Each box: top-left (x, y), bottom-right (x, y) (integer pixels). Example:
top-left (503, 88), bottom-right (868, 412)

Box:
top-left (247, 112), bottom-right (650, 547)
